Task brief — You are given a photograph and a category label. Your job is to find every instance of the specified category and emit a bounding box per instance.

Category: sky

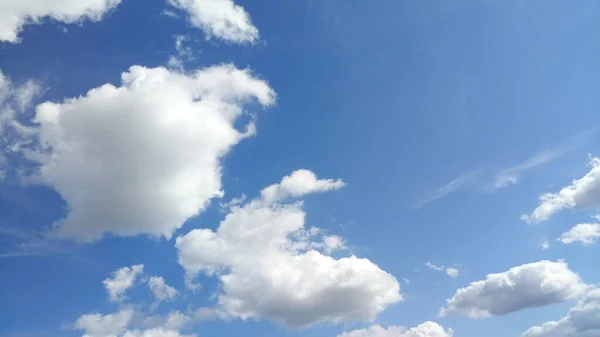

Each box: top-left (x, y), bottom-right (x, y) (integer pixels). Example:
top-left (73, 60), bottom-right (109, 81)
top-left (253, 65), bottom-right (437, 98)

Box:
top-left (0, 1), bottom-right (599, 337)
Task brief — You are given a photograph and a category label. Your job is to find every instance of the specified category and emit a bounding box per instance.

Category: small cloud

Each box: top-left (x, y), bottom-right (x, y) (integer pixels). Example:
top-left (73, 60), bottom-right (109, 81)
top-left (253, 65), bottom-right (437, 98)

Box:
top-left (541, 238), bottom-right (551, 250)
top-left (414, 171), bottom-right (479, 209)
top-left (425, 262), bottom-right (459, 278)
top-left (446, 267), bottom-right (459, 278)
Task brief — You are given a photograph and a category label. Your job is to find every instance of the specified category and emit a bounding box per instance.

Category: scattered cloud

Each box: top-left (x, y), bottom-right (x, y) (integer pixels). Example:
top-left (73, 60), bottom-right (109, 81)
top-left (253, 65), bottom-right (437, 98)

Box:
top-left (522, 287), bottom-right (600, 337)
top-left (104, 265), bottom-right (144, 302)
top-left (541, 238), bottom-right (551, 250)
top-left (176, 170), bottom-right (401, 328)
top-left (0, 0), bottom-right (122, 43)
top-left (167, 0), bottom-right (259, 44)
top-left (23, 65), bottom-right (274, 242)
top-left (167, 35), bottom-right (197, 71)
top-left (148, 276), bottom-right (178, 302)
top-left (425, 262), bottom-right (459, 278)
top-left (75, 308), bottom-right (134, 337)
top-left (337, 322), bottom-right (453, 337)
top-left (522, 157), bottom-right (600, 224)
top-left (439, 260), bottom-right (586, 318)
top-left (558, 223), bottom-right (600, 246)
top-left (489, 149), bottom-right (565, 191)
top-left (414, 171), bottom-right (479, 209)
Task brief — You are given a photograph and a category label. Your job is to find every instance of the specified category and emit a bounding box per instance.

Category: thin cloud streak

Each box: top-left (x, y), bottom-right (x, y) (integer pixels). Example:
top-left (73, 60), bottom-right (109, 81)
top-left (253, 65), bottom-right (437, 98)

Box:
top-left (413, 170), bottom-right (479, 209)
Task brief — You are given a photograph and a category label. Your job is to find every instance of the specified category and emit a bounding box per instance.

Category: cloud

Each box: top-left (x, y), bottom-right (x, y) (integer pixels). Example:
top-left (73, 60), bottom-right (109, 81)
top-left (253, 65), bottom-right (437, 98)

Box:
top-left (167, 35), bottom-right (196, 71)
top-left (522, 287), bottom-right (600, 337)
top-left (414, 171), bottom-right (478, 209)
top-left (175, 170), bottom-right (401, 328)
top-left (0, 70), bottom-right (42, 180)
top-left (148, 276), bottom-right (178, 302)
top-left (103, 265), bottom-right (144, 302)
top-left (0, 0), bottom-right (121, 43)
top-left (337, 322), bottom-right (453, 337)
top-left (439, 260), bottom-right (586, 318)
top-left (541, 238), bottom-right (551, 250)
top-left (167, 0), bottom-right (259, 44)
top-left (24, 64), bottom-right (274, 241)
top-left (489, 149), bottom-right (564, 191)
top-left (122, 328), bottom-right (194, 337)
top-left (75, 308), bottom-right (133, 337)
top-left (425, 262), bottom-right (459, 278)
top-left (558, 223), bottom-right (600, 246)
top-left (522, 157), bottom-right (600, 224)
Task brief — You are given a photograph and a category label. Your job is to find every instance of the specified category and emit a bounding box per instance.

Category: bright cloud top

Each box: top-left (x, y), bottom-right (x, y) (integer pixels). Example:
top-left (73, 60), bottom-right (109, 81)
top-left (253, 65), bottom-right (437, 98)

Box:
top-left (522, 287), bottom-right (600, 337)
top-left (26, 64), bottom-right (274, 241)
top-left (175, 170), bottom-right (401, 328)
top-left (0, 0), bottom-right (121, 42)
top-left (75, 308), bottom-right (134, 337)
top-left (167, 0), bottom-right (259, 44)
top-left (558, 223), bottom-right (600, 246)
top-left (440, 260), bottom-right (586, 318)
top-left (103, 264), bottom-right (144, 302)
top-left (522, 157), bottom-right (600, 224)
top-left (338, 322), bottom-right (453, 337)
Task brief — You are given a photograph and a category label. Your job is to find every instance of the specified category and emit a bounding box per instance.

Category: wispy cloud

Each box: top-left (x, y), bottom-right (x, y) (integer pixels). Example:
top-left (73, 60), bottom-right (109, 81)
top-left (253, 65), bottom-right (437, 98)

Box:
top-left (414, 170), bottom-right (479, 209)
top-left (0, 226), bottom-right (70, 258)
top-left (488, 126), bottom-right (599, 191)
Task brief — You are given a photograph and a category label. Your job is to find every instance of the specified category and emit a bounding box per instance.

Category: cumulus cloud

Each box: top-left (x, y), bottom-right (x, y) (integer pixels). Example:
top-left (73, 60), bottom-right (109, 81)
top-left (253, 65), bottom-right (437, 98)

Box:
top-left (337, 322), bottom-right (453, 337)
top-left (148, 276), bottom-right (178, 302)
top-left (176, 170), bottom-right (401, 328)
top-left (167, 0), bottom-right (259, 44)
top-left (558, 223), bottom-right (600, 246)
top-left (24, 64), bottom-right (274, 241)
top-left (522, 157), bottom-right (600, 224)
top-left (0, 0), bottom-right (121, 42)
top-left (425, 262), bottom-right (459, 278)
top-left (522, 287), bottom-right (600, 337)
top-left (104, 265), bottom-right (144, 302)
top-left (122, 328), bottom-right (195, 337)
top-left (75, 308), bottom-right (134, 337)
top-left (440, 260), bottom-right (586, 318)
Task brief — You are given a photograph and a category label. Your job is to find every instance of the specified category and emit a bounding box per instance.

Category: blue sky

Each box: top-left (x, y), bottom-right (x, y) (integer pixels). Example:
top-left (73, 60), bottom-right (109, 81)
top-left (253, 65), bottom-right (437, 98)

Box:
top-left (1, 1), bottom-right (599, 337)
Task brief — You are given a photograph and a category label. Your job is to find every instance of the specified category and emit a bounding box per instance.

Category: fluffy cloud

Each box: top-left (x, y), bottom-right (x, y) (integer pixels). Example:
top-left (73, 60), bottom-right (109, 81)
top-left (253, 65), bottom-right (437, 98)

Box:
top-left (425, 262), bottom-right (459, 278)
top-left (440, 260), bottom-right (586, 318)
top-left (25, 65), bottom-right (274, 241)
top-left (167, 0), bottom-right (258, 44)
top-left (559, 223), bottom-right (600, 246)
top-left (176, 170), bottom-right (401, 328)
top-left (104, 265), bottom-right (144, 302)
top-left (522, 287), bottom-right (600, 337)
top-left (0, 0), bottom-right (121, 42)
top-left (148, 276), bottom-right (178, 302)
top-left (75, 308), bottom-right (133, 337)
top-left (338, 322), bottom-right (453, 337)
top-left (122, 328), bottom-right (194, 337)
top-left (522, 157), bottom-right (600, 224)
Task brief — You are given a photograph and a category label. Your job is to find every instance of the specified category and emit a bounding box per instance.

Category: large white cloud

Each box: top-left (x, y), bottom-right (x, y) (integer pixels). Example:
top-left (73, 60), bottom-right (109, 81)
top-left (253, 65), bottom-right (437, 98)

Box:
top-left (559, 223), bottom-right (600, 246)
top-left (522, 287), bottom-right (600, 337)
top-left (104, 264), bottom-right (144, 302)
top-left (24, 64), bottom-right (274, 241)
top-left (0, 0), bottom-right (121, 43)
top-left (175, 170), bottom-right (401, 328)
top-left (440, 260), bottom-right (586, 318)
top-left (338, 322), bottom-right (453, 337)
top-left (522, 157), bottom-right (600, 224)
top-left (167, 0), bottom-right (258, 44)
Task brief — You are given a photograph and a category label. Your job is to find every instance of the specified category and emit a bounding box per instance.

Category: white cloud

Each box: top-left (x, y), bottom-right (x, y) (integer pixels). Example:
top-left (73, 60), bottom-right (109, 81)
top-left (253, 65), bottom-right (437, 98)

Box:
top-left (167, 35), bottom-right (196, 71)
top-left (425, 262), bottom-right (459, 278)
top-left (558, 223), bottom-right (600, 246)
top-left (148, 276), bottom-right (178, 302)
top-left (75, 308), bottom-right (133, 337)
top-left (176, 170), bottom-right (401, 328)
top-left (24, 64), bottom-right (274, 241)
top-left (440, 260), bottom-right (586, 318)
top-left (541, 238), bottom-right (551, 250)
top-left (446, 268), bottom-right (460, 278)
top-left (122, 328), bottom-right (195, 337)
top-left (167, 0), bottom-right (259, 44)
top-left (522, 287), bottom-right (600, 337)
top-left (337, 322), bottom-right (453, 337)
top-left (0, 0), bottom-right (121, 43)
top-left (414, 171), bottom-right (478, 209)
top-left (103, 265), bottom-right (144, 302)
top-left (490, 149), bottom-right (564, 191)
top-left (522, 157), bottom-right (600, 224)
